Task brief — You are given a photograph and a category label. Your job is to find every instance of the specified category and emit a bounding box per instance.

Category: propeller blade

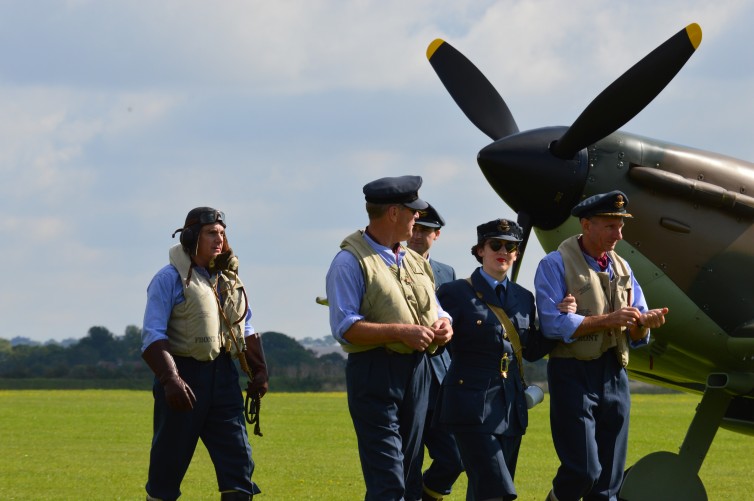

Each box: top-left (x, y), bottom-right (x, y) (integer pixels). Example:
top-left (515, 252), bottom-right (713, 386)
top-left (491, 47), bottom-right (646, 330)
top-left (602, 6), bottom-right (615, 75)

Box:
top-left (550, 23), bottom-right (702, 159)
top-left (427, 39), bottom-right (519, 140)
top-left (511, 212), bottom-right (532, 283)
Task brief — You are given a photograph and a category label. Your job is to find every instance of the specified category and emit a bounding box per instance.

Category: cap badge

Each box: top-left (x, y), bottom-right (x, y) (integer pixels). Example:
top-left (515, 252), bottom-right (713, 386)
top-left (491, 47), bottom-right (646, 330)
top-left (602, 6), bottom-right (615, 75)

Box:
top-left (615, 195), bottom-right (625, 209)
top-left (498, 220), bottom-right (510, 233)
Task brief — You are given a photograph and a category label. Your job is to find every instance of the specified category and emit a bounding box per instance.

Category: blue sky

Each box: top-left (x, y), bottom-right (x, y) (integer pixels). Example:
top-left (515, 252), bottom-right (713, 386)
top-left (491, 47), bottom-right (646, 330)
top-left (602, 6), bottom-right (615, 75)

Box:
top-left (2, 1), bottom-right (753, 343)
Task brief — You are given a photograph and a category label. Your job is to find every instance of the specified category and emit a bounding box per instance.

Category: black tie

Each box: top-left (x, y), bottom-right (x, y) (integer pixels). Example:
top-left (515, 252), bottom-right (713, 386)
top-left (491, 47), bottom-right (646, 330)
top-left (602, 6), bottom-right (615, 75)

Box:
top-left (495, 283), bottom-right (505, 305)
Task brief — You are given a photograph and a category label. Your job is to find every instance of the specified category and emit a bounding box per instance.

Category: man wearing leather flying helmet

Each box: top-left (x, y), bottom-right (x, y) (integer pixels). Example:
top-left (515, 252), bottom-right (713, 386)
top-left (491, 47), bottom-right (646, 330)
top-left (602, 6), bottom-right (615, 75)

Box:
top-left (141, 207), bottom-right (268, 501)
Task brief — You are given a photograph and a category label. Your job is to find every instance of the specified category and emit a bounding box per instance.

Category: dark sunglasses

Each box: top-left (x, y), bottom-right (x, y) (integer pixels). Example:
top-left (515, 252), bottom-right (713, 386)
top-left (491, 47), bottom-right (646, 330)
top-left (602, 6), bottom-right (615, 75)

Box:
top-left (487, 240), bottom-right (518, 253)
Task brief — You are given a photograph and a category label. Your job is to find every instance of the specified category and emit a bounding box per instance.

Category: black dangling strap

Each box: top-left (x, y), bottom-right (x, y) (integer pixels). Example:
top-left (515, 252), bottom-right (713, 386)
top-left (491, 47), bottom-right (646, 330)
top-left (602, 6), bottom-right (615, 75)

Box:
top-left (245, 390), bottom-right (262, 437)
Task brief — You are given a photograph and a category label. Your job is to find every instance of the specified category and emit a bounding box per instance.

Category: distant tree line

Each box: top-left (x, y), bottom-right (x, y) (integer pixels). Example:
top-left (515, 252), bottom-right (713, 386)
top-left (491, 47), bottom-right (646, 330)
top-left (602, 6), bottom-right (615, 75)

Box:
top-left (0, 327), bottom-right (346, 392)
top-left (0, 327), bottom-right (554, 392)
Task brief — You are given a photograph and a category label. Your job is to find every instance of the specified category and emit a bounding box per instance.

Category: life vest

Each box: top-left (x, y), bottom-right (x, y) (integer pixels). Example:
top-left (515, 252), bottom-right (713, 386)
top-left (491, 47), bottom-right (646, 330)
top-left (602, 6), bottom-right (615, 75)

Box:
top-left (166, 244), bottom-right (247, 361)
top-left (549, 235), bottom-right (631, 367)
top-left (339, 230), bottom-right (439, 354)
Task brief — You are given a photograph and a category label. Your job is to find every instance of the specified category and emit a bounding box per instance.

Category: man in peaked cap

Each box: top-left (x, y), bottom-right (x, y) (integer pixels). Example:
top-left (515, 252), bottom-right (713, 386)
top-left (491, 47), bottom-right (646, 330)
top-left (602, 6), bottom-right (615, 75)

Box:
top-left (361, 174), bottom-right (429, 209)
top-left (571, 190), bottom-right (633, 219)
top-left (325, 175), bottom-right (454, 500)
top-left (534, 191), bottom-right (669, 501)
top-left (406, 203), bottom-right (464, 501)
top-left (408, 202), bottom-right (456, 285)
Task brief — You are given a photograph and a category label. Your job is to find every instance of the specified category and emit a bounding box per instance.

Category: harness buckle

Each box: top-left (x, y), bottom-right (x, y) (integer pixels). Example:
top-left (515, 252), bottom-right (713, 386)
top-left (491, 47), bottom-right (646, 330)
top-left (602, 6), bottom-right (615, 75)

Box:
top-left (500, 353), bottom-right (509, 378)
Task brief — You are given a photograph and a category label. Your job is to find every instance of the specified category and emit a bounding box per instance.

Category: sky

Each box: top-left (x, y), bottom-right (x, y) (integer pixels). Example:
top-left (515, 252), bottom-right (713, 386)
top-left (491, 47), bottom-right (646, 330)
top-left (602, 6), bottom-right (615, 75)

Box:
top-left (2, 0), bottom-right (753, 344)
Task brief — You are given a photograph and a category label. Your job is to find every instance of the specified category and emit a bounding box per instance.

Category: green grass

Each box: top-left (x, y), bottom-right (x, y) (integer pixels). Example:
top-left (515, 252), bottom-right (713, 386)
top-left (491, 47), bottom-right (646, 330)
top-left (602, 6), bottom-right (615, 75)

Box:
top-left (0, 391), bottom-right (751, 500)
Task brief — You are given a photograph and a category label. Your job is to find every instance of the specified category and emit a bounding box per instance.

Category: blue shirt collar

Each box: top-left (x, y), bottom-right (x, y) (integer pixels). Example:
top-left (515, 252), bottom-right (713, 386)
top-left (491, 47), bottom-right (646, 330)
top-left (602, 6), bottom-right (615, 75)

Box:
top-left (363, 231), bottom-right (406, 267)
top-left (581, 251), bottom-right (614, 278)
top-left (479, 267), bottom-right (508, 291)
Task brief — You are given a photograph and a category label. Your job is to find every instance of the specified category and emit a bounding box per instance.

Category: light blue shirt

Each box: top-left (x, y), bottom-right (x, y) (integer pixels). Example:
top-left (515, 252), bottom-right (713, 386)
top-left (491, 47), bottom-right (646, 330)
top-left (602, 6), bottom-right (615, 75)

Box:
top-left (478, 268), bottom-right (509, 302)
top-left (534, 249), bottom-right (649, 346)
top-left (325, 231), bottom-right (451, 344)
top-left (141, 264), bottom-right (254, 352)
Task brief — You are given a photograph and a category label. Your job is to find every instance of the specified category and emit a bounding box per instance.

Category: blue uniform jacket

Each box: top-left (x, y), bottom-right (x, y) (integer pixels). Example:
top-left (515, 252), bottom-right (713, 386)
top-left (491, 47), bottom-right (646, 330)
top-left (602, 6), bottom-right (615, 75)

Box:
top-left (430, 258), bottom-right (456, 290)
top-left (434, 268), bottom-right (554, 436)
top-left (427, 257), bottom-right (456, 402)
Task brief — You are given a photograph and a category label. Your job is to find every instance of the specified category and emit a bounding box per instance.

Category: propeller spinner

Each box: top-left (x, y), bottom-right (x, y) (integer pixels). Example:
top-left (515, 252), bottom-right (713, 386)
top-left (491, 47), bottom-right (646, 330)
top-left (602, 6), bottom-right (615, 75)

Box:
top-left (427, 24), bottom-right (702, 281)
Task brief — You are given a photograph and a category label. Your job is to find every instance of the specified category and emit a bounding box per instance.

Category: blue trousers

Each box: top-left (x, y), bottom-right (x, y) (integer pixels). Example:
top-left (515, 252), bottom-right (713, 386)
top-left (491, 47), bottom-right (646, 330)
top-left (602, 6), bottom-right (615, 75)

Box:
top-left (405, 392), bottom-right (464, 499)
top-left (454, 431), bottom-right (521, 501)
top-left (547, 352), bottom-right (630, 501)
top-left (347, 348), bottom-right (431, 501)
top-left (146, 351), bottom-right (260, 500)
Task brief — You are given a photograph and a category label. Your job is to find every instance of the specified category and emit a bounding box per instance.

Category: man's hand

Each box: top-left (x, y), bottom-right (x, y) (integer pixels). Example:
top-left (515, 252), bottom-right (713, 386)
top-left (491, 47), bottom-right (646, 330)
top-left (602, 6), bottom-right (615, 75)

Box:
top-left (247, 376), bottom-right (268, 399)
top-left (558, 294), bottom-right (577, 314)
top-left (162, 373), bottom-right (197, 411)
top-left (640, 307), bottom-right (669, 329)
top-left (142, 339), bottom-right (197, 411)
top-left (574, 306), bottom-right (669, 341)
top-left (431, 317), bottom-right (453, 346)
top-left (401, 324), bottom-right (436, 352)
top-left (608, 307), bottom-right (643, 329)
top-left (627, 307), bottom-right (669, 341)
top-left (245, 333), bottom-right (269, 398)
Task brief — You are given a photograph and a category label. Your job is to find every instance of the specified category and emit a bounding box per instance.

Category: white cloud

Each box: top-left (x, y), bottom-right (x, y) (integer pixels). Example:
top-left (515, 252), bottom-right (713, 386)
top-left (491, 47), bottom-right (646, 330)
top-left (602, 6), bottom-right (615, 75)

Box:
top-left (0, 0), bottom-right (752, 342)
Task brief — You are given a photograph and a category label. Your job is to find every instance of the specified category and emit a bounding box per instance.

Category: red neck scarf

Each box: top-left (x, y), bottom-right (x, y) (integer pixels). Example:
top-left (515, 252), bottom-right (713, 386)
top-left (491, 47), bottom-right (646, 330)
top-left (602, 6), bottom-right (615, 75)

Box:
top-left (578, 236), bottom-right (609, 271)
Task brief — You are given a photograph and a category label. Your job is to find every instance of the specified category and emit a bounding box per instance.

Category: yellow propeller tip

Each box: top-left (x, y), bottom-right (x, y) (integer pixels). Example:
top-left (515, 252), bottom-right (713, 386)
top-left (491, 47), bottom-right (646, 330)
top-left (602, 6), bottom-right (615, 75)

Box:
top-left (686, 23), bottom-right (702, 49)
top-left (427, 39), bottom-right (445, 60)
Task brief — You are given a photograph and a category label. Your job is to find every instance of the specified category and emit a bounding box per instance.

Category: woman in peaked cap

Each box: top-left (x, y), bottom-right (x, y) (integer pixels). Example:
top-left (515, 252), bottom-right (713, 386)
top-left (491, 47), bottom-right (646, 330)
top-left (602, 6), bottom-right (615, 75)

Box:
top-left (434, 218), bottom-right (575, 501)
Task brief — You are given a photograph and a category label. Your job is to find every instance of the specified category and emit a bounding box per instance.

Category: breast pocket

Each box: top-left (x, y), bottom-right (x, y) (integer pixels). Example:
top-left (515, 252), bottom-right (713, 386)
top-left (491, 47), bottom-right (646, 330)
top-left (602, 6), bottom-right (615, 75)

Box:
top-left (413, 283), bottom-right (432, 313)
top-left (615, 275), bottom-right (632, 307)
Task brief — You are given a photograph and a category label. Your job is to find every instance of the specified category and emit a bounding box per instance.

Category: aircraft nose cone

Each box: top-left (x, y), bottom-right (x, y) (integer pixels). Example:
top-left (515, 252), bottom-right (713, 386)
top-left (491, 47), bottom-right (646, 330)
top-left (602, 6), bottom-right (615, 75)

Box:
top-left (477, 126), bottom-right (589, 230)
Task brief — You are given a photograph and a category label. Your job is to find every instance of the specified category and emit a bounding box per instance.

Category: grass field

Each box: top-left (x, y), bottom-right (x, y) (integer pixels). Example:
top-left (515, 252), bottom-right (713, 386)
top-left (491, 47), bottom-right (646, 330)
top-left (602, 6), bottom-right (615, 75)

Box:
top-left (0, 390), bottom-right (751, 500)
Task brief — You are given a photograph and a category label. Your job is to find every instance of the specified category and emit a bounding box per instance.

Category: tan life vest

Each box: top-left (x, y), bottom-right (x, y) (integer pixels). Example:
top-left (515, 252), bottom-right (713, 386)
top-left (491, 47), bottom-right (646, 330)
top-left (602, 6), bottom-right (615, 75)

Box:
top-left (339, 230), bottom-right (439, 354)
top-left (549, 235), bottom-right (631, 367)
top-left (166, 244), bottom-right (247, 361)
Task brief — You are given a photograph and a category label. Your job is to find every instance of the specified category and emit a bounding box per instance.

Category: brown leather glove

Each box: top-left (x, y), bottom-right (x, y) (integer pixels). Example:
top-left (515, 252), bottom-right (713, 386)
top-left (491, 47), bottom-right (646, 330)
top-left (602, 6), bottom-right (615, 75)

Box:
top-left (244, 333), bottom-right (269, 398)
top-left (208, 247), bottom-right (238, 274)
top-left (142, 339), bottom-right (197, 411)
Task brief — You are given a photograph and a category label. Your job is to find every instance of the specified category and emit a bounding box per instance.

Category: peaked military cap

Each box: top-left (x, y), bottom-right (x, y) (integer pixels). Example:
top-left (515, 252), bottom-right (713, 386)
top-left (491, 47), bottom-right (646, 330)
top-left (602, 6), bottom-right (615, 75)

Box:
top-left (476, 218), bottom-right (523, 242)
top-left (415, 202), bottom-right (445, 228)
top-left (571, 190), bottom-right (633, 219)
top-left (363, 175), bottom-right (428, 210)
